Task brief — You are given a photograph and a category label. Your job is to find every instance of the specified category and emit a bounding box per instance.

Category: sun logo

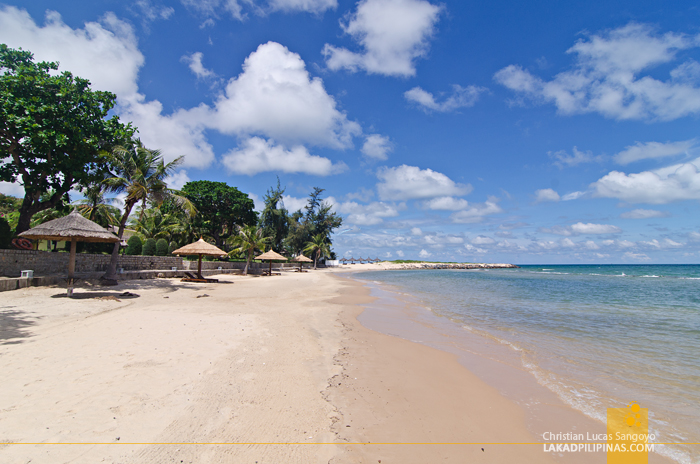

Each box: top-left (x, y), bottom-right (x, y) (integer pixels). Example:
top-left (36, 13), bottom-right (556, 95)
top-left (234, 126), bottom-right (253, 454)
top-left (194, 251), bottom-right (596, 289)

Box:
top-left (625, 402), bottom-right (643, 427)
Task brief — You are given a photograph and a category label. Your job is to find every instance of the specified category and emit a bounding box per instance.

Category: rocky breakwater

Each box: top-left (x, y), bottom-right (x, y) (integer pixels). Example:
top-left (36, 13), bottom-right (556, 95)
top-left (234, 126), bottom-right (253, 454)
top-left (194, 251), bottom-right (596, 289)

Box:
top-left (383, 262), bottom-right (519, 270)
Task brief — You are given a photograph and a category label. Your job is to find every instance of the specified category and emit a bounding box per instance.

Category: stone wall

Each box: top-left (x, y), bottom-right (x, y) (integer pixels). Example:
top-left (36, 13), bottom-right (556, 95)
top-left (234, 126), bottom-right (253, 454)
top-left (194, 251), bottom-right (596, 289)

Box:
top-left (0, 249), bottom-right (301, 277)
top-left (0, 249), bottom-right (184, 277)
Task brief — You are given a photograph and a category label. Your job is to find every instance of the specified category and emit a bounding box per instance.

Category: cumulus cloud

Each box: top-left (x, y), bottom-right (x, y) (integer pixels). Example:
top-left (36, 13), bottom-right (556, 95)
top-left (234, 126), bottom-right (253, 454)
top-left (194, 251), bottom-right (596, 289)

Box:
top-left (450, 198), bottom-right (502, 224)
top-left (132, 0), bottom-right (174, 27)
top-left (181, 51), bottom-right (215, 78)
top-left (0, 181), bottom-right (25, 197)
top-left (323, 0), bottom-right (442, 77)
top-left (620, 209), bottom-right (670, 219)
top-left (549, 147), bottom-right (602, 168)
top-left (472, 236), bottom-right (495, 245)
top-left (613, 139), bottom-right (696, 165)
top-left (418, 249), bottom-right (432, 258)
top-left (166, 170), bottom-right (191, 190)
top-left (281, 195), bottom-right (308, 212)
top-left (376, 165), bottom-right (472, 201)
top-left (562, 191), bottom-right (585, 201)
top-left (404, 85), bottom-right (487, 112)
top-left (411, 227), bottom-right (423, 236)
top-left (495, 23), bottom-right (700, 121)
top-left (181, 0), bottom-right (337, 20)
top-left (535, 188), bottom-right (560, 202)
top-left (591, 157), bottom-right (700, 204)
top-left (268, 0), bottom-right (337, 13)
top-left (333, 200), bottom-right (405, 225)
top-left (424, 196), bottom-right (470, 210)
top-left (463, 244), bottom-right (487, 254)
top-left (222, 137), bottom-right (346, 175)
top-left (361, 134), bottom-right (393, 160)
top-left (540, 222), bottom-right (621, 236)
top-left (209, 42), bottom-right (361, 149)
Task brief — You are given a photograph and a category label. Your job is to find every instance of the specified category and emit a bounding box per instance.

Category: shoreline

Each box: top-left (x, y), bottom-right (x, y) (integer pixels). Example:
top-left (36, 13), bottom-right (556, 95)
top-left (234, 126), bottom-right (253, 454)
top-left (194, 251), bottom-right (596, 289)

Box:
top-left (336, 268), bottom-right (679, 464)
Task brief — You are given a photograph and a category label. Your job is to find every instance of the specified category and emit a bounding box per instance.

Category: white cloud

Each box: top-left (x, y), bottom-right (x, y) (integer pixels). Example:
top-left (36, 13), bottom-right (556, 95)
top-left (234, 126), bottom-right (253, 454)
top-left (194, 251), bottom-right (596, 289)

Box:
top-left (418, 249), bottom-right (432, 258)
top-left (376, 165), bottom-right (472, 201)
top-left (222, 137), bottom-right (346, 175)
top-left (583, 240), bottom-right (600, 250)
top-left (620, 209), bottom-right (670, 219)
top-left (345, 187), bottom-right (374, 202)
top-left (541, 223), bottom-right (621, 236)
top-left (424, 196), bottom-right (470, 210)
top-left (562, 191), bottom-right (585, 201)
top-left (571, 222), bottom-right (622, 234)
top-left (181, 52), bottom-right (215, 78)
top-left (591, 157), bottom-right (700, 204)
top-left (0, 181), bottom-right (25, 197)
top-left (464, 244), bottom-right (487, 254)
top-left (268, 0), bottom-right (337, 14)
top-left (450, 198), bottom-right (502, 224)
top-left (535, 188), bottom-right (560, 202)
top-left (613, 139), bottom-right (696, 165)
top-left (133, 0), bottom-right (175, 25)
top-left (549, 147), bottom-right (601, 168)
top-left (333, 200), bottom-right (405, 225)
top-left (209, 42), bottom-right (361, 149)
top-left (688, 231), bottom-right (700, 242)
top-left (166, 170), bottom-right (191, 190)
top-left (361, 134), bottom-right (393, 160)
top-left (396, 250), bottom-right (405, 257)
top-left (640, 238), bottom-right (684, 249)
top-left (323, 0), bottom-right (442, 77)
top-left (623, 252), bottom-right (651, 261)
top-left (282, 195), bottom-right (308, 212)
top-left (405, 85), bottom-right (487, 112)
top-left (472, 236), bottom-right (495, 245)
top-left (495, 23), bottom-right (700, 121)
top-left (247, 193), bottom-right (264, 211)
top-left (411, 227), bottom-right (423, 236)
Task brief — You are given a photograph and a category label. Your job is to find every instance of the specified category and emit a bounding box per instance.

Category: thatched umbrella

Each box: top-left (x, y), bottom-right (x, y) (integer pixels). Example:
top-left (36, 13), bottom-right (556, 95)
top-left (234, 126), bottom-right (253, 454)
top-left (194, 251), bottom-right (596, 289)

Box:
top-left (19, 209), bottom-right (119, 296)
top-left (172, 238), bottom-right (226, 279)
top-left (255, 250), bottom-right (287, 275)
top-left (293, 254), bottom-right (313, 272)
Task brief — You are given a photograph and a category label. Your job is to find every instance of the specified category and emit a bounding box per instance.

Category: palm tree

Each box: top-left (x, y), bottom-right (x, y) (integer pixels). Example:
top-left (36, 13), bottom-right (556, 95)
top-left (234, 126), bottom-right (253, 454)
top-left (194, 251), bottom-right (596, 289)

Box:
top-left (74, 183), bottom-right (120, 228)
top-left (227, 225), bottom-right (270, 276)
top-left (304, 233), bottom-right (331, 270)
top-left (101, 140), bottom-right (195, 283)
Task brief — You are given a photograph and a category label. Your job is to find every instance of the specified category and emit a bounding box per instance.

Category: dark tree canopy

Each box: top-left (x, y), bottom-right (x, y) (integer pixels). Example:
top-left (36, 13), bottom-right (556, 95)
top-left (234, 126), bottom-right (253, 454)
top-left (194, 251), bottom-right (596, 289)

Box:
top-left (286, 187), bottom-right (342, 255)
top-left (0, 45), bottom-right (133, 233)
top-left (181, 180), bottom-right (257, 247)
top-left (259, 178), bottom-right (289, 252)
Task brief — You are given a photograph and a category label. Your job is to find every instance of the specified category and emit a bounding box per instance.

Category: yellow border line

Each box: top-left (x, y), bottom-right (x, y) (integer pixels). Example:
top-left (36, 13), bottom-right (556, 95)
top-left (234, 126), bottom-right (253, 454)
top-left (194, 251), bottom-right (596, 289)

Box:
top-left (2, 442), bottom-right (698, 445)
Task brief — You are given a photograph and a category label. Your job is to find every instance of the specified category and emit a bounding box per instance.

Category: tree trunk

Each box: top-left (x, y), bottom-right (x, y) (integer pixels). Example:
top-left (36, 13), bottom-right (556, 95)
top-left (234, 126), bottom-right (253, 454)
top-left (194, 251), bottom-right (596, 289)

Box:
top-left (244, 251), bottom-right (251, 276)
top-left (102, 200), bottom-right (136, 284)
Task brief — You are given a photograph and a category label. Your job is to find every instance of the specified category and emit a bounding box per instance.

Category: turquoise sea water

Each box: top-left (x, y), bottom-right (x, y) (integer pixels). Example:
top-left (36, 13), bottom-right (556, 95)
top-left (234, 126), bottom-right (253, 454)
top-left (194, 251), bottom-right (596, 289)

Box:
top-left (356, 265), bottom-right (700, 463)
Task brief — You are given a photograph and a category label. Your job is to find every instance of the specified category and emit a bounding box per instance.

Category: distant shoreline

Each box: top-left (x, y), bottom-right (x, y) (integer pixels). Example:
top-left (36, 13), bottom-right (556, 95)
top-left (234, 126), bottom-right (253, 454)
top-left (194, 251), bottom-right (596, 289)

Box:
top-left (333, 261), bottom-right (519, 271)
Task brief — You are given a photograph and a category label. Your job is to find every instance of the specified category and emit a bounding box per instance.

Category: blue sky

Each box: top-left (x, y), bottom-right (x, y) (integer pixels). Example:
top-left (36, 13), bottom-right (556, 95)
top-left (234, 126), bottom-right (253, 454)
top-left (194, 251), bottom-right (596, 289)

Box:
top-left (2, 0), bottom-right (700, 263)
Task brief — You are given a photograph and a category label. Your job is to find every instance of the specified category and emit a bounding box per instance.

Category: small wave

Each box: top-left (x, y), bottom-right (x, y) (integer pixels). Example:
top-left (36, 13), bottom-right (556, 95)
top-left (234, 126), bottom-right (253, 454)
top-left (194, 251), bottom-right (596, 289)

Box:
top-left (642, 275), bottom-right (660, 278)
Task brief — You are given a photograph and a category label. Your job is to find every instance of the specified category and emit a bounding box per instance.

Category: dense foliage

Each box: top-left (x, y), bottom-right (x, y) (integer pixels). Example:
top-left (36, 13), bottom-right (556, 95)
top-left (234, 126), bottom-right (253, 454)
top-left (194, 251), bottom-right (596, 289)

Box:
top-left (181, 180), bottom-right (257, 247)
top-left (0, 216), bottom-right (11, 248)
top-left (142, 238), bottom-right (157, 256)
top-left (0, 45), bottom-right (133, 234)
top-left (155, 238), bottom-right (168, 256)
top-left (125, 235), bottom-right (142, 255)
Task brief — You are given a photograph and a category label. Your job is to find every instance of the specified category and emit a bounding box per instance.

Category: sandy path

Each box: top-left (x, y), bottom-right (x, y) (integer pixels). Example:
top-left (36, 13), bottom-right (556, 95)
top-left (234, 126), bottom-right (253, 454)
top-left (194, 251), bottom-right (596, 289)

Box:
top-left (1, 273), bottom-right (344, 464)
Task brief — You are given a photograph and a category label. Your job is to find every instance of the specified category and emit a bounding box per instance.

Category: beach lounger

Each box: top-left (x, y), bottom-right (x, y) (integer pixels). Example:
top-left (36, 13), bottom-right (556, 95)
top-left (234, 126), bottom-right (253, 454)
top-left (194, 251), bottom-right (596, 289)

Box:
top-left (181, 271), bottom-right (219, 283)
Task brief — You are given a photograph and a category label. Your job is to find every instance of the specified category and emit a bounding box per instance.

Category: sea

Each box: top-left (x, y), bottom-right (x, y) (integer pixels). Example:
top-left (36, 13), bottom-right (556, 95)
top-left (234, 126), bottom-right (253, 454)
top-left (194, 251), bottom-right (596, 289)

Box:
top-left (354, 264), bottom-right (700, 464)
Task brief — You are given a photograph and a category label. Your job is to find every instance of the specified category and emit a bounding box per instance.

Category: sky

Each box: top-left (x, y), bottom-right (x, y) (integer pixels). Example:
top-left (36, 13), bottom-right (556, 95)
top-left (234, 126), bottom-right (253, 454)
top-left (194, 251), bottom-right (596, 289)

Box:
top-left (1, 0), bottom-right (700, 264)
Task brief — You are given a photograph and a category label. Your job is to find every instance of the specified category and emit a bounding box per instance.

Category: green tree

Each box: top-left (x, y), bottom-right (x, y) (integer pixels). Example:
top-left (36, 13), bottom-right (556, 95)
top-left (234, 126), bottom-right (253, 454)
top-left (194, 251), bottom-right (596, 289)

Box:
top-left (74, 183), bottom-right (119, 229)
top-left (259, 178), bottom-right (289, 252)
top-left (155, 238), bottom-right (168, 256)
top-left (181, 180), bottom-right (257, 248)
top-left (142, 238), bottom-right (157, 256)
top-left (0, 45), bottom-right (133, 234)
top-left (286, 187), bottom-right (342, 256)
top-left (0, 193), bottom-right (21, 231)
top-left (125, 235), bottom-right (142, 255)
top-left (101, 141), bottom-right (194, 283)
top-left (304, 233), bottom-right (331, 270)
top-left (227, 225), bottom-right (270, 276)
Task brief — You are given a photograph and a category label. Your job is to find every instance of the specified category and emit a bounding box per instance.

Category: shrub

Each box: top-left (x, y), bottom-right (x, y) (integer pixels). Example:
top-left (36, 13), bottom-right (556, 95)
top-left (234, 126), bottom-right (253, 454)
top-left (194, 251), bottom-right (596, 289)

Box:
top-left (125, 235), bottom-right (142, 255)
top-left (142, 238), bottom-right (157, 256)
top-left (0, 216), bottom-right (12, 249)
top-left (168, 241), bottom-right (177, 255)
top-left (155, 238), bottom-right (168, 256)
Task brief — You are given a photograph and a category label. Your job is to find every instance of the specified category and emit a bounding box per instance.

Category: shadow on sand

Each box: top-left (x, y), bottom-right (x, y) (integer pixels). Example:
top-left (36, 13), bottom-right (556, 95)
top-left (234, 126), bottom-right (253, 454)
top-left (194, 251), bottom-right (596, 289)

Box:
top-left (0, 307), bottom-right (39, 345)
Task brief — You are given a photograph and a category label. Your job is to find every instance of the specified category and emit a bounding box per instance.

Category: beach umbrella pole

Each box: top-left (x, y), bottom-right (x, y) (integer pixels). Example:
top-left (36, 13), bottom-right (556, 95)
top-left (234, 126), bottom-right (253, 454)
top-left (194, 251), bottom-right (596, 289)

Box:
top-left (198, 254), bottom-right (203, 279)
top-left (68, 237), bottom-right (76, 297)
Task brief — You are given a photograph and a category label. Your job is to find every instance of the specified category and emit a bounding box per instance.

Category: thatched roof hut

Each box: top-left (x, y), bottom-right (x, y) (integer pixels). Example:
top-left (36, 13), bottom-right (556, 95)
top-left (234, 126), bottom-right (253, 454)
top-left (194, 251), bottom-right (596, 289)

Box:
top-left (292, 254), bottom-right (313, 272)
top-left (19, 209), bottom-right (119, 296)
top-left (172, 238), bottom-right (226, 279)
top-left (255, 250), bottom-right (287, 275)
